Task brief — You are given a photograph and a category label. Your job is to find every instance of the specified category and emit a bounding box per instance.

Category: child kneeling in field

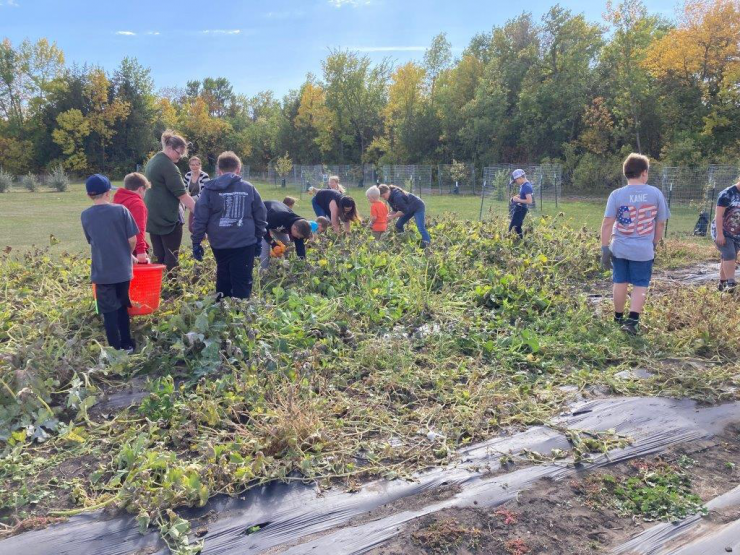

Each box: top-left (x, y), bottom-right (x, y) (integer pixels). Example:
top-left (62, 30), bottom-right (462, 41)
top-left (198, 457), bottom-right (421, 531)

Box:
top-left (81, 174), bottom-right (139, 352)
top-left (365, 185), bottom-right (388, 239)
top-left (600, 153), bottom-right (670, 335)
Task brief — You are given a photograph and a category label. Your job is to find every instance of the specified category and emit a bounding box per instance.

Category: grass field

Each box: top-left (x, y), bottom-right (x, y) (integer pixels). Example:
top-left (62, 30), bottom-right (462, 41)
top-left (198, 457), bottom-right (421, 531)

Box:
top-left (0, 180), bottom-right (710, 254)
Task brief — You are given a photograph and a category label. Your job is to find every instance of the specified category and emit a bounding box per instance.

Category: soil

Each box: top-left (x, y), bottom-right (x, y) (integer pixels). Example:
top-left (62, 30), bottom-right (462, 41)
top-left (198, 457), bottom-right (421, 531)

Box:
top-left (368, 422), bottom-right (740, 555)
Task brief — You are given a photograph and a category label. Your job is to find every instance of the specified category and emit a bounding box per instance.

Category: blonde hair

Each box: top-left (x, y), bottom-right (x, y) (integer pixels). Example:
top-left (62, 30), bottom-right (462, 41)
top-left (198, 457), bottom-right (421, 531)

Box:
top-left (328, 175), bottom-right (345, 194)
top-left (161, 130), bottom-right (187, 153)
top-left (189, 156), bottom-right (201, 165)
top-left (365, 185), bottom-right (381, 201)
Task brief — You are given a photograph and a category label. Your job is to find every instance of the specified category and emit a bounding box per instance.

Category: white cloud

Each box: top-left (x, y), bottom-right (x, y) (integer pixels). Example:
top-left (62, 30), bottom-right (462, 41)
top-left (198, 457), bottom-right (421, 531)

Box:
top-left (115, 31), bottom-right (137, 36)
top-left (353, 46), bottom-right (426, 52)
top-left (0, 0), bottom-right (19, 7)
top-left (201, 29), bottom-right (241, 35)
top-left (146, 31), bottom-right (160, 36)
top-left (328, 0), bottom-right (371, 7)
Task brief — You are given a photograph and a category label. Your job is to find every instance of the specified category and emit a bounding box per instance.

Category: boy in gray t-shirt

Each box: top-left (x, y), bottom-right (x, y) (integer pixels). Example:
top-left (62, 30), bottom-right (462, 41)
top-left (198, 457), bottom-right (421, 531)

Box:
top-left (81, 174), bottom-right (139, 352)
top-left (600, 153), bottom-right (670, 335)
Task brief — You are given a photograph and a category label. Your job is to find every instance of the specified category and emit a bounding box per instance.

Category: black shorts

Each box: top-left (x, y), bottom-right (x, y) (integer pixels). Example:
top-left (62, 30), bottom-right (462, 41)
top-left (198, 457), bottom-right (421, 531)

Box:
top-left (95, 281), bottom-right (131, 314)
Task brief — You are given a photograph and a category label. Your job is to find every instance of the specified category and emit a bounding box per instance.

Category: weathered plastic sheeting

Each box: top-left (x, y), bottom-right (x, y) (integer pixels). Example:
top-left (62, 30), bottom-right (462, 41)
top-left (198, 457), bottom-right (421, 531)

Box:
top-left (2, 398), bottom-right (738, 555)
top-left (612, 484), bottom-right (740, 555)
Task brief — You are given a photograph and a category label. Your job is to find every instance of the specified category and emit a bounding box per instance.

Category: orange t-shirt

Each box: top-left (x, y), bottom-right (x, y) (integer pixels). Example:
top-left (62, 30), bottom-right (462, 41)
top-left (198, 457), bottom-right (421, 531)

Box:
top-left (370, 201), bottom-right (388, 232)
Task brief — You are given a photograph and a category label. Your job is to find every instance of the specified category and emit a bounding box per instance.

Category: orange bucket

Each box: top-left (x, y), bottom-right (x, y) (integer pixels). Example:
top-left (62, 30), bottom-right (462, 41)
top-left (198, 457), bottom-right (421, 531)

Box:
top-left (128, 264), bottom-right (166, 315)
top-left (92, 264), bottom-right (166, 316)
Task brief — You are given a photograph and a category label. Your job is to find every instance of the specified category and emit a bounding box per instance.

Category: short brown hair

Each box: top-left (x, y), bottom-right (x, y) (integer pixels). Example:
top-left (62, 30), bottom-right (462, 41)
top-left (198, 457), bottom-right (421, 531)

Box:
top-left (161, 130), bottom-right (187, 153)
top-left (316, 216), bottom-right (330, 231)
top-left (283, 196), bottom-right (297, 208)
top-left (293, 218), bottom-right (312, 239)
top-left (123, 172), bottom-right (150, 191)
top-left (623, 153), bottom-right (650, 179)
top-left (217, 151), bottom-right (241, 173)
top-left (378, 184), bottom-right (390, 195)
top-left (189, 156), bottom-right (201, 164)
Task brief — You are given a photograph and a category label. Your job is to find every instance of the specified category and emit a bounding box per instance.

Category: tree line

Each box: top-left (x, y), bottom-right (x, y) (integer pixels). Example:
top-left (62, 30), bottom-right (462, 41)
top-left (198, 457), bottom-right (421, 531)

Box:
top-left (1, 0), bottom-right (739, 190)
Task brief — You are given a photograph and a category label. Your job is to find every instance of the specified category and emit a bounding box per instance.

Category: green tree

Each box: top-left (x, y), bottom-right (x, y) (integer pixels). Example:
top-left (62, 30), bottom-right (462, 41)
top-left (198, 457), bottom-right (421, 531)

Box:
top-left (322, 49), bottom-right (391, 161)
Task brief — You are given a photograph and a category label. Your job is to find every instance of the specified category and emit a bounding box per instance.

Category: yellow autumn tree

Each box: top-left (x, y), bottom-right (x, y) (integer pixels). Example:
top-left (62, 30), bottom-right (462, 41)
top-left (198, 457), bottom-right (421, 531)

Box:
top-left (383, 62), bottom-right (427, 160)
top-left (52, 109), bottom-right (91, 171)
top-left (85, 68), bottom-right (130, 151)
top-left (643, 0), bottom-right (740, 98)
top-left (180, 96), bottom-right (232, 163)
top-left (295, 82), bottom-right (334, 157)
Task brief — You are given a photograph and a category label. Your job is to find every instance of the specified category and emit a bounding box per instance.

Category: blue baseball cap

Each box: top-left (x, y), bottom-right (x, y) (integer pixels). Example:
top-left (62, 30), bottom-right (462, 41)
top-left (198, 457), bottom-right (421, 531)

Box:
top-left (509, 169), bottom-right (526, 185)
top-left (309, 220), bottom-right (319, 233)
top-left (85, 174), bottom-right (115, 195)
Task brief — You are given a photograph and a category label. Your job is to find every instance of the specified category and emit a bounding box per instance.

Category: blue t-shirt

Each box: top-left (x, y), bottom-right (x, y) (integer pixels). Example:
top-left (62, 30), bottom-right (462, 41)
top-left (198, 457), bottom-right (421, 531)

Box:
top-left (512, 181), bottom-right (534, 212)
top-left (605, 184), bottom-right (670, 262)
top-left (711, 185), bottom-right (740, 240)
top-left (81, 203), bottom-right (139, 284)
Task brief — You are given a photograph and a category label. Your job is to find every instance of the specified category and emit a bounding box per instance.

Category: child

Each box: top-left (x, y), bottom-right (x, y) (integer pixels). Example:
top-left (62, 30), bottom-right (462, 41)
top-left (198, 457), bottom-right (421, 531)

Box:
top-left (191, 151), bottom-right (267, 300)
top-left (81, 174), bottom-right (139, 352)
top-left (509, 169), bottom-right (533, 238)
top-left (114, 173), bottom-right (151, 264)
top-left (365, 185), bottom-right (388, 239)
top-left (712, 180), bottom-right (740, 291)
top-left (316, 216), bottom-right (330, 234)
top-left (600, 153), bottom-right (670, 335)
top-left (327, 175), bottom-right (346, 194)
top-left (283, 196), bottom-right (297, 211)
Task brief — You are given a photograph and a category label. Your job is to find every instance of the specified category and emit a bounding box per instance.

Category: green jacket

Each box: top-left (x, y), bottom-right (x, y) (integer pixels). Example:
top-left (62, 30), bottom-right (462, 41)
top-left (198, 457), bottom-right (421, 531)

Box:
top-left (144, 152), bottom-right (187, 235)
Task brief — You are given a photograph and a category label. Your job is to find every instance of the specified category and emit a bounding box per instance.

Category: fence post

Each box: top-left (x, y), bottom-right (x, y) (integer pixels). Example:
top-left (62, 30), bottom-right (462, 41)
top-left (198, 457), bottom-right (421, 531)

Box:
top-left (708, 184), bottom-right (718, 228)
top-left (479, 180), bottom-right (487, 221)
top-left (664, 183), bottom-right (673, 238)
top-left (539, 177), bottom-right (543, 212)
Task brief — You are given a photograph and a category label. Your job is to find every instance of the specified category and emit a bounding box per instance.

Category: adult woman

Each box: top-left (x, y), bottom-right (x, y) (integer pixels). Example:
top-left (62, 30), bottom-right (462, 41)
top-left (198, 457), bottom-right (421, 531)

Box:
top-left (379, 184), bottom-right (431, 247)
top-left (144, 130), bottom-right (195, 271)
top-left (311, 188), bottom-right (359, 233)
top-left (183, 156), bottom-right (209, 197)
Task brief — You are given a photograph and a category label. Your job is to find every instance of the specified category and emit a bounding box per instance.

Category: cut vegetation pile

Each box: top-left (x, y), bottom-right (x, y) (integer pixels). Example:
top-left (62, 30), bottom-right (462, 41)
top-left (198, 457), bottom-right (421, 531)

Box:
top-left (0, 216), bottom-right (738, 551)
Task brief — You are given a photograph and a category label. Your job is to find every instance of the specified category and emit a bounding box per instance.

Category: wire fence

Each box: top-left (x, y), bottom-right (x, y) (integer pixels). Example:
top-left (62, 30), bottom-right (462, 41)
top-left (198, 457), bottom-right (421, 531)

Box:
top-left (480, 163), bottom-right (563, 221)
top-left (185, 159), bottom-right (738, 239)
top-left (436, 163), bottom-right (479, 195)
top-left (380, 165), bottom-right (434, 196)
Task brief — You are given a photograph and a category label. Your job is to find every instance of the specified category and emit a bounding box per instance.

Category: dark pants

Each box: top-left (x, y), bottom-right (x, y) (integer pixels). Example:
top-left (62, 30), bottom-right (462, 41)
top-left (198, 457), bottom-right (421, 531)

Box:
top-left (211, 244), bottom-right (256, 299)
top-left (509, 206), bottom-right (528, 238)
top-left (96, 281), bottom-right (133, 350)
top-left (150, 223), bottom-right (183, 271)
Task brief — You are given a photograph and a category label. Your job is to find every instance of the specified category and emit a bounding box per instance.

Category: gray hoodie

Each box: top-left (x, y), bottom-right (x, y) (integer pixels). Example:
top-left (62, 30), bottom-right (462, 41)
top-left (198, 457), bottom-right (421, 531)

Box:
top-left (191, 173), bottom-right (267, 249)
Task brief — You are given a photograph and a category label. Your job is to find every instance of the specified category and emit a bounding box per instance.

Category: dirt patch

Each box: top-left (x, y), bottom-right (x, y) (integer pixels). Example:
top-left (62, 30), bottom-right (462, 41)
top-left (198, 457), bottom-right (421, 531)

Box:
top-left (369, 422), bottom-right (740, 555)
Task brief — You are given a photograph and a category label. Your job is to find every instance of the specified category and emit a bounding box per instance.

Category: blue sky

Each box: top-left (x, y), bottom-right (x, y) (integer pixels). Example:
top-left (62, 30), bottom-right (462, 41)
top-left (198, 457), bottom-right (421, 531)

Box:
top-left (1, 0), bottom-right (677, 98)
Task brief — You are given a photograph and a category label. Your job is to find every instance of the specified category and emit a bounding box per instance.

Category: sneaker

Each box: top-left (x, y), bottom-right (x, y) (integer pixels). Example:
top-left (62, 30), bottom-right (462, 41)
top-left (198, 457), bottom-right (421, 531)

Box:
top-left (621, 319), bottom-right (639, 336)
top-left (719, 281), bottom-right (728, 291)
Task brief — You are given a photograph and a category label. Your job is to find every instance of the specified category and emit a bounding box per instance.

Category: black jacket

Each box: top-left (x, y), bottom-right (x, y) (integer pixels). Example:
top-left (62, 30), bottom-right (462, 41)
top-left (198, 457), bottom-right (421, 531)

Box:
top-left (264, 200), bottom-right (307, 258)
top-left (388, 188), bottom-right (424, 215)
top-left (191, 174), bottom-right (267, 249)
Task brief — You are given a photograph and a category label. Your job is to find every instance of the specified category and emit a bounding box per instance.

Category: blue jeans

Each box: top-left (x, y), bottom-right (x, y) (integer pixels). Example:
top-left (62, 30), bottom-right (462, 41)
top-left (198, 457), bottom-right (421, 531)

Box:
top-left (312, 196), bottom-right (328, 218)
top-left (396, 207), bottom-right (431, 244)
